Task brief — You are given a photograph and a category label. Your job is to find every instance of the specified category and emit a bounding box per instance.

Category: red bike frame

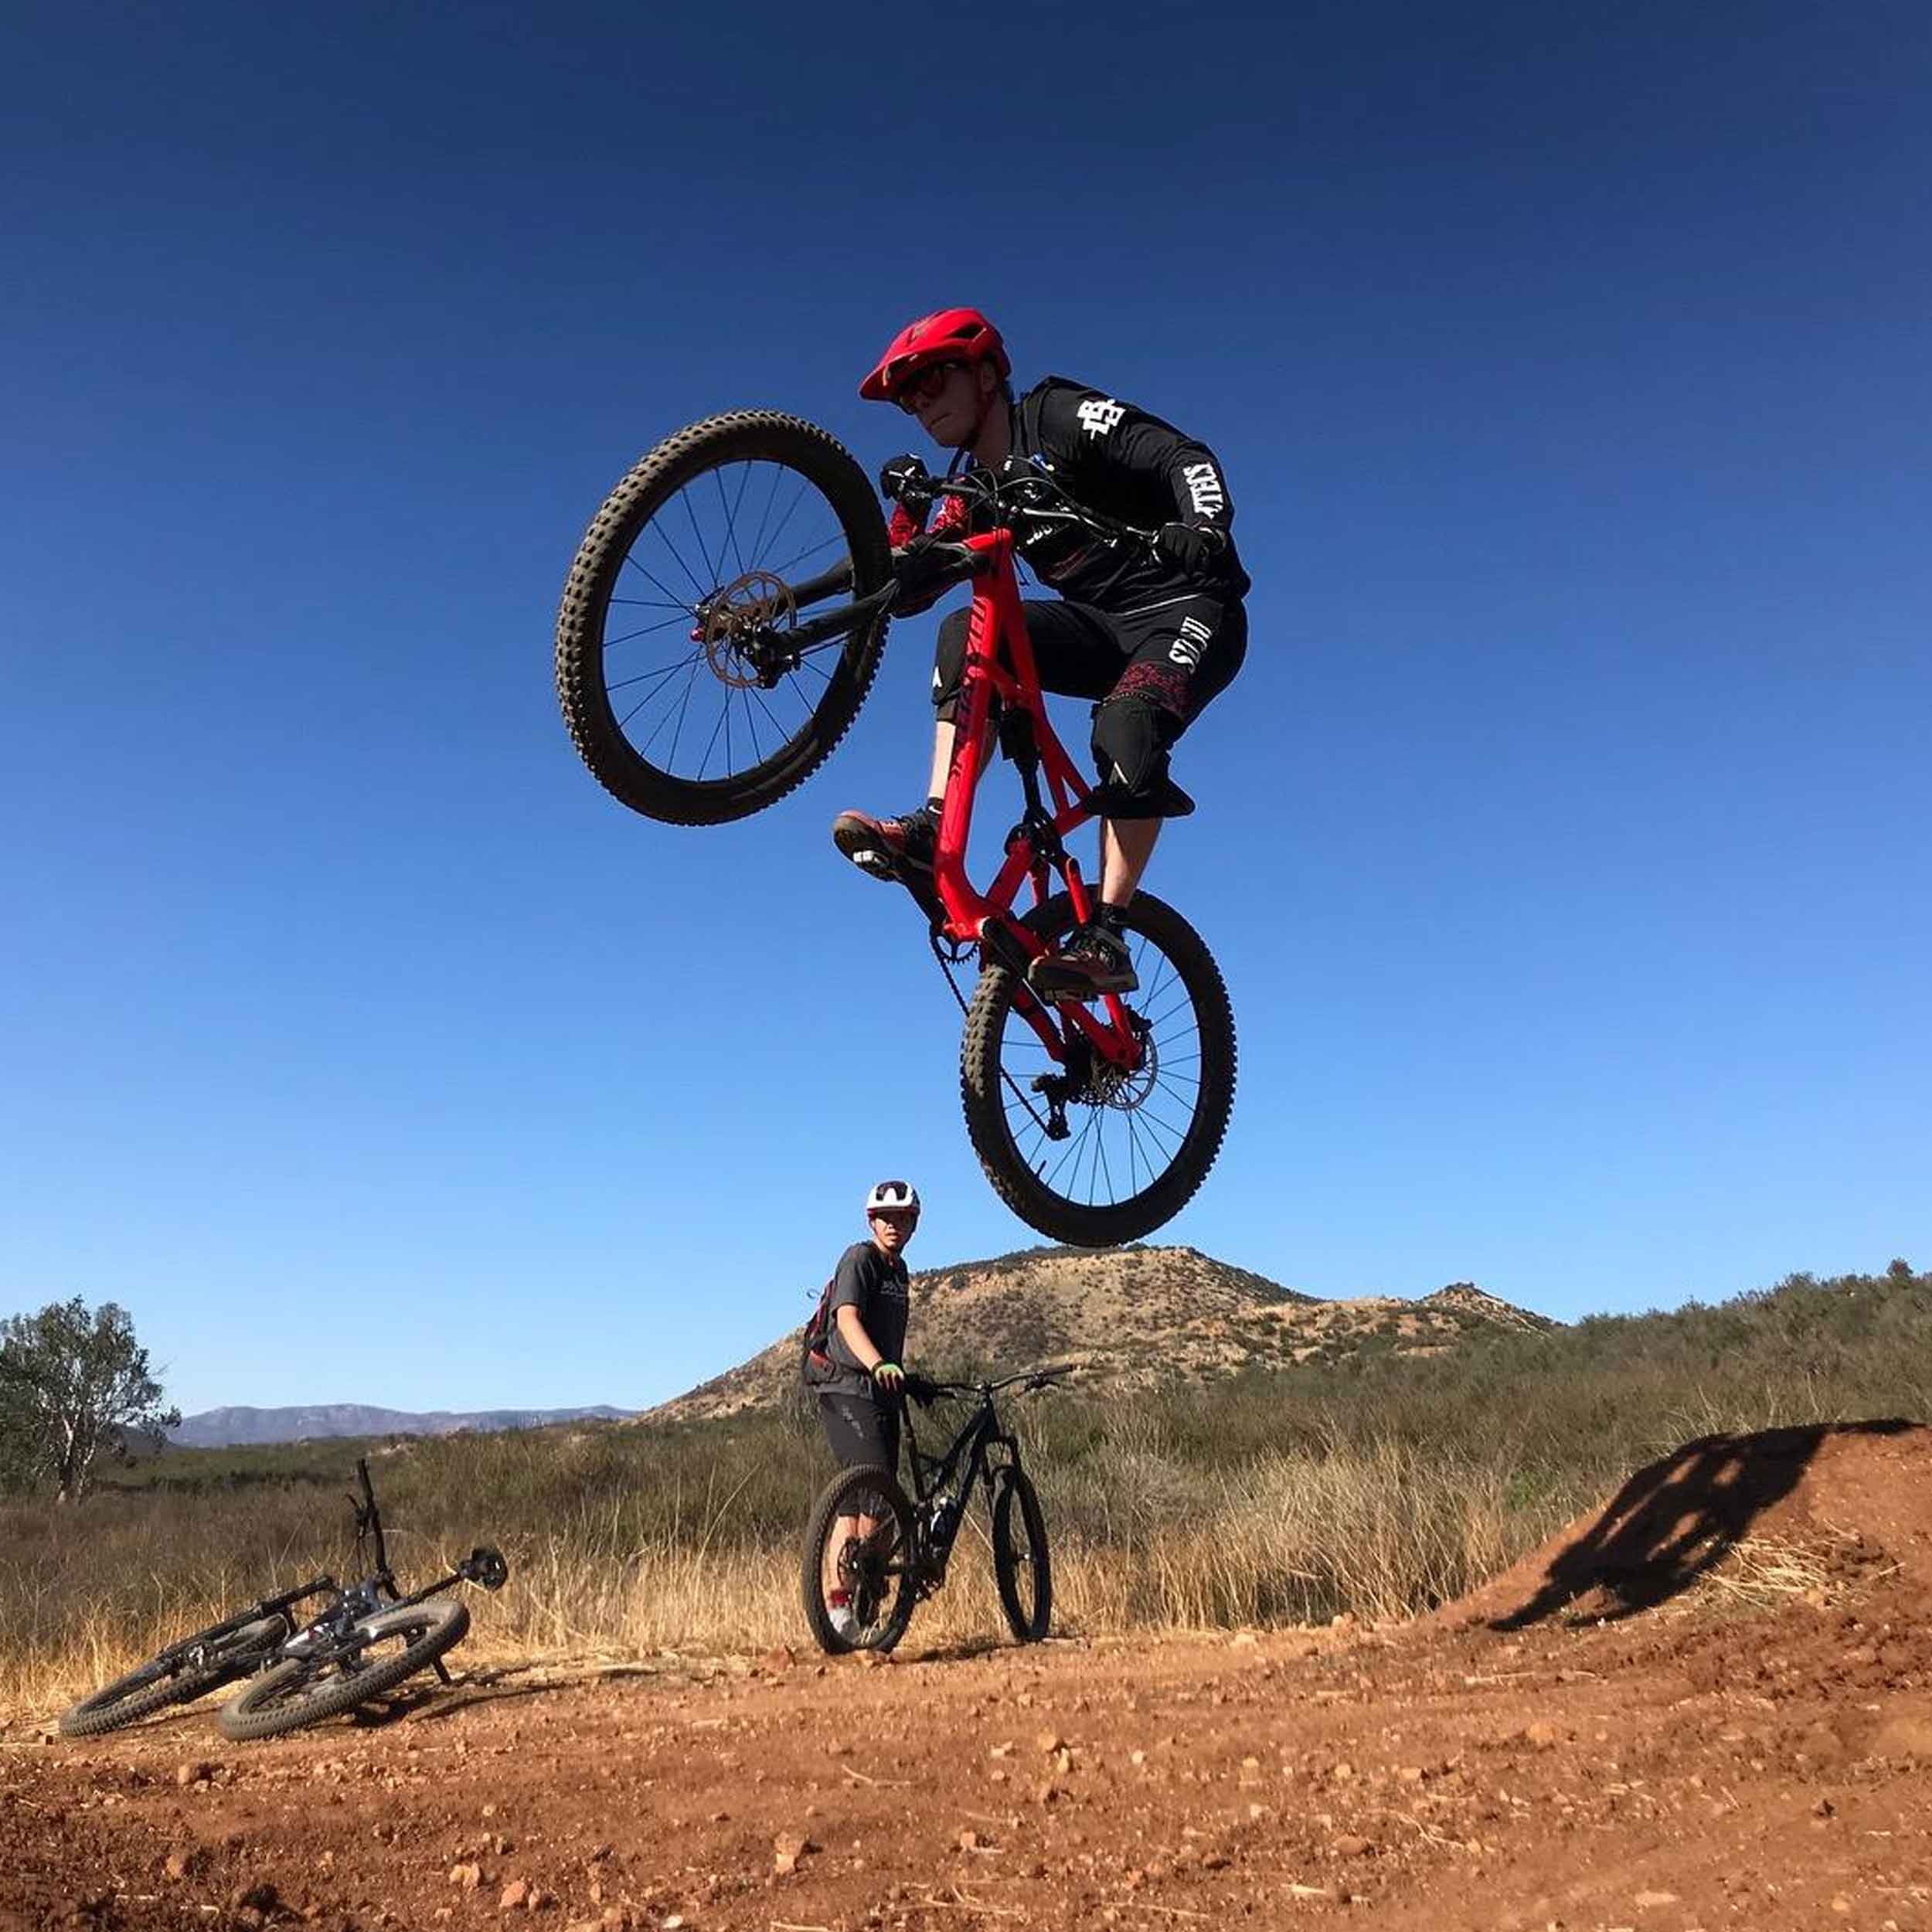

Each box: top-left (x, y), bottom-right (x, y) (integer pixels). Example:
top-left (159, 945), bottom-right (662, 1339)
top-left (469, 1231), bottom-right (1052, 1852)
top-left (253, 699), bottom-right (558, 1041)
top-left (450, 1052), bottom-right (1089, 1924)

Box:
top-left (928, 527), bottom-right (1144, 1077)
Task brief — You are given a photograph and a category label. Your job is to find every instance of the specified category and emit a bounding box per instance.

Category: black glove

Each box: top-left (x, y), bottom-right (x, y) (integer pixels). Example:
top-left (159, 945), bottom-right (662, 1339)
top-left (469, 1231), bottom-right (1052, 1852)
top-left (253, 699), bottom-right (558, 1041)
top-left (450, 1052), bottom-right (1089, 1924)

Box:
top-left (879, 454), bottom-right (933, 507)
top-left (1155, 522), bottom-right (1229, 577)
top-left (870, 1359), bottom-right (906, 1395)
top-left (891, 537), bottom-right (974, 617)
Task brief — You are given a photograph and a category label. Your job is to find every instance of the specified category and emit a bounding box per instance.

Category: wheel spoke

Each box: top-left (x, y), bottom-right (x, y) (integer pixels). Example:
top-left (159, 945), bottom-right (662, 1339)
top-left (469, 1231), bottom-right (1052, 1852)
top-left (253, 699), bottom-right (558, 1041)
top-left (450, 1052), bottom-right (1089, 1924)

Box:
top-left (571, 448), bottom-right (883, 795)
top-left (676, 484), bottom-right (722, 594)
top-left (767, 527), bottom-right (846, 582)
top-left (647, 515), bottom-right (713, 604)
top-left (601, 612), bottom-right (698, 651)
top-left (617, 551), bottom-right (699, 614)
top-left (712, 464), bottom-right (750, 580)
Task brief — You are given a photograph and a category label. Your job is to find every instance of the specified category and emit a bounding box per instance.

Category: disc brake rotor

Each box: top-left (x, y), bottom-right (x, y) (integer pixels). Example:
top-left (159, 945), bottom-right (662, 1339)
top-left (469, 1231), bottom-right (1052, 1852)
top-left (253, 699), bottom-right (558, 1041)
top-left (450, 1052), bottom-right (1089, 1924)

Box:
top-left (699, 570), bottom-right (798, 686)
top-left (1086, 1013), bottom-right (1158, 1111)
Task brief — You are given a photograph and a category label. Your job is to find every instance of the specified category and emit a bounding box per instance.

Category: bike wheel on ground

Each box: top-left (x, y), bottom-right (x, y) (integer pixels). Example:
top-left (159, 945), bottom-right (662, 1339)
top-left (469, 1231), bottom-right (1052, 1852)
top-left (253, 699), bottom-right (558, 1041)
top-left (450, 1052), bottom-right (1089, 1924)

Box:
top-left (991, 1468), bottom-right (1053, 1643)
top-left (214, 1597), bottom-right (471, 1742)
top-left (556, 412), bottom-right (893, 825)
top-left (800, 1464), bottom-right (919, 1656)
top-left (961, 889), bottom-right (1236, 1247)
top-left (57, 1615), bottom-right (291, 1739)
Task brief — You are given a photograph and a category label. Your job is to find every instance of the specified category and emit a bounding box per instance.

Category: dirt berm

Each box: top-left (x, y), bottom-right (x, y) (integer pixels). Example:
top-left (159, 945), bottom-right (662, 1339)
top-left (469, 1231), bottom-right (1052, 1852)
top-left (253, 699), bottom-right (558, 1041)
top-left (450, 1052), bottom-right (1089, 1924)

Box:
top-left (6, 1421), bottom-right (1930, 1931)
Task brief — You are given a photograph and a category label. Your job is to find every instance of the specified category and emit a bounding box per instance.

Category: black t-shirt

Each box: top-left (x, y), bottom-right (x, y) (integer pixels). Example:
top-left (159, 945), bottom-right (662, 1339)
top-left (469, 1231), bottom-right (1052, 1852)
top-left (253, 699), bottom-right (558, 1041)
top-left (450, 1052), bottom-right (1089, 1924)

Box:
top-left (997, 376), bottom-right (1252, 610)
top-left (820, 1240), bottom-right (910, 1398)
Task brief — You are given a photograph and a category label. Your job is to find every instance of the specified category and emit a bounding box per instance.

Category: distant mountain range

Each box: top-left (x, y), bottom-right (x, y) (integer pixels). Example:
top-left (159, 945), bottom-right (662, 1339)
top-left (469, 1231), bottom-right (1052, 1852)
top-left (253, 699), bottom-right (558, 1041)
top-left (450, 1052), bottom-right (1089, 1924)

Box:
top-left (168, 1404), bottom-right (633, 1449)
top-left (648, 1243), bottom-right (1556, 1423)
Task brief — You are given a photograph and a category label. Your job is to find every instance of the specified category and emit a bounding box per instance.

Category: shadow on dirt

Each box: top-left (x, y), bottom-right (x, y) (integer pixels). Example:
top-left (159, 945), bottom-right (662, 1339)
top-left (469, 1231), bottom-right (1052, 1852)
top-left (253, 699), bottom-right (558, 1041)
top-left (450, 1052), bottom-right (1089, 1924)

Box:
top-left (1492, 1418), bottom-right (1914, 1631)
top-left (897, 1635), bottom-right (1022, 1666)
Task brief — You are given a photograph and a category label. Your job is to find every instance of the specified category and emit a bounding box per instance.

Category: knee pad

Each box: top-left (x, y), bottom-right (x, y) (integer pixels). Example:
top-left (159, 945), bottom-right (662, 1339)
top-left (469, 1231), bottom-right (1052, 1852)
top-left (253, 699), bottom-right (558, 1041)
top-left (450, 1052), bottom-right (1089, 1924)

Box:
top-left (932, 610), bottom-right (970, 719)
top-left (1090, 696), bottom-right (1178, 820)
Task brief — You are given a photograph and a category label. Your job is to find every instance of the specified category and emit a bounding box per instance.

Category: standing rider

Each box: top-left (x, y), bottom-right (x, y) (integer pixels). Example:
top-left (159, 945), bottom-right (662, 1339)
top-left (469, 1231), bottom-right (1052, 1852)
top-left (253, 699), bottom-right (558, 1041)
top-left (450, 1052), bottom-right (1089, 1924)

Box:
top-left (808, 1179), bottom-right (920, 1641)
top-left (832, 307), bottom-right (1250, 998)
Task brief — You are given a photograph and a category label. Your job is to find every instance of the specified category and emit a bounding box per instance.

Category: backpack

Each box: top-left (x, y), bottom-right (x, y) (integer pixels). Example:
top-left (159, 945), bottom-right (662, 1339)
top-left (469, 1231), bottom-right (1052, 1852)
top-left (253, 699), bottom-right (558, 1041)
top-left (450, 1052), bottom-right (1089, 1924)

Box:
top-left (800, 1274), bottom-right (838, 1386)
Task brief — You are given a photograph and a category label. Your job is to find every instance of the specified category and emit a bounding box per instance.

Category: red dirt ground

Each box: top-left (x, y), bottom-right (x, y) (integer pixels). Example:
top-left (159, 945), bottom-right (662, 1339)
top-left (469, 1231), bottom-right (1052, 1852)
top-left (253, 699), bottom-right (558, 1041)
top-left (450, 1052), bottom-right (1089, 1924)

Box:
top-left (5, 1421), bottom-right (1930, 1932)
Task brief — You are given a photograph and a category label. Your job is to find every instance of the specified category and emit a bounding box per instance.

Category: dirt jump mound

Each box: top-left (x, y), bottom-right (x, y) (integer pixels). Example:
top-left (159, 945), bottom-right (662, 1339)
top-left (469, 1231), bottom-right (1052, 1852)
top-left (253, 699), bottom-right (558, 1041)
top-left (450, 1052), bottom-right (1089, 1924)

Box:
top-left (1445, 1417), bottom-right (1932, 1631)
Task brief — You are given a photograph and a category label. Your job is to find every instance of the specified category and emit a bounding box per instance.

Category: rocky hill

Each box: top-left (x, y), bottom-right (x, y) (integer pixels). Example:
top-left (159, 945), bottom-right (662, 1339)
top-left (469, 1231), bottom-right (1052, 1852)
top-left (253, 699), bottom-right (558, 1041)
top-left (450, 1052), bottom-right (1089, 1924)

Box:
top-left (169, 1403), bottom-right (634, 1448)
top-left (648, 1245), bottom-right (1555, 1423)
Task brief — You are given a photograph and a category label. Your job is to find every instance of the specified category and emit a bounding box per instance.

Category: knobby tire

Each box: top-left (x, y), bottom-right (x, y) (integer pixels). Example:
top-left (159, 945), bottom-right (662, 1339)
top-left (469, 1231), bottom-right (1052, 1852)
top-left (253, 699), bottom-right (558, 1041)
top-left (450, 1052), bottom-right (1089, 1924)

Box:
top-left (960, 890), bottom-right (1236, 1245)
top-left (556, 412), bottom-right (892, 825)
top-left (214, 1598), bottom-right (470, 1742)
top-left (991, 1468), bottom-right (1053, 1643)
top-left (57, 1616), bottom-right (291, 1738)
top-left (799, 1463), bottom-right (919, 1656)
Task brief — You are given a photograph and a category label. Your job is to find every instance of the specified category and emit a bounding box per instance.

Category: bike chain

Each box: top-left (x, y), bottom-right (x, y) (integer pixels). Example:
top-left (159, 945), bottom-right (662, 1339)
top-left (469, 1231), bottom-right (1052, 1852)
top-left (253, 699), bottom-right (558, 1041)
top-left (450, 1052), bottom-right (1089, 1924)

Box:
top-left (927, 925), bottom-right (1060, 1141)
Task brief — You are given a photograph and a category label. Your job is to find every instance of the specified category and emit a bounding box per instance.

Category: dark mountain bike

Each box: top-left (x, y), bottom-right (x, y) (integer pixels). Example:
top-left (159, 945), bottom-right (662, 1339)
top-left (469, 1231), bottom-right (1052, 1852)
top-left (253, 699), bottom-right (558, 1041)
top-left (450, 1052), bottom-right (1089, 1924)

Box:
top-left (554, 416), bottom-right (1236, 1247)
top-left (800, 1367), bottom-right (1067, 1655)
top-left (57, 1459), bottom-right (508, 1741)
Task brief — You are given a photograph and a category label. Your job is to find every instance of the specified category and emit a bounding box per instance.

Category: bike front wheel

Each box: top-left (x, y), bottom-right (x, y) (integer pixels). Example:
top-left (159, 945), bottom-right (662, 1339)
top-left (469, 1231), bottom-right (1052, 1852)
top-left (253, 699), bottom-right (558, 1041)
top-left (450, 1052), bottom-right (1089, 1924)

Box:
top-left (961, 890), bottom-right (1236, 1246)
top-left (215, 1597), bottom-right (470, 1742)
top-left (991, 1468), bottom-right (1053, 1643)
top-left (556, 411), bottom-right (893, 825)
top-left (799, 1464), bottom-right (919, 1656)
top-left (58, 1614), bottom-right (291, 1738)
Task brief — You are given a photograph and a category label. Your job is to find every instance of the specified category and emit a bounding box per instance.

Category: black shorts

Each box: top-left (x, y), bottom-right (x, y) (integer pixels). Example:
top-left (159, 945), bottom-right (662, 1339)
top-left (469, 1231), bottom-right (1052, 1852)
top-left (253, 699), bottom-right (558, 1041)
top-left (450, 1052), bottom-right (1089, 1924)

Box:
top-left (818, 1392), bottom-right (900, 1474)
top-left (933, 593), bottom-right (1247, 731)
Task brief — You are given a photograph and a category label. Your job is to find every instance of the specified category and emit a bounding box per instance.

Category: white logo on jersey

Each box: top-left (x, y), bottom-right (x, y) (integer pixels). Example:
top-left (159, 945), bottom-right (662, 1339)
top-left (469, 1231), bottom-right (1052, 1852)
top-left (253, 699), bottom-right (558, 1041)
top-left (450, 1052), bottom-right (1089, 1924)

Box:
top-left (1077, 397), bottom-right (1126, 438)
top-left (1169, 614), bottom-right (1213, 669)
top-left (1182, 461), bottom-right (1226, 519)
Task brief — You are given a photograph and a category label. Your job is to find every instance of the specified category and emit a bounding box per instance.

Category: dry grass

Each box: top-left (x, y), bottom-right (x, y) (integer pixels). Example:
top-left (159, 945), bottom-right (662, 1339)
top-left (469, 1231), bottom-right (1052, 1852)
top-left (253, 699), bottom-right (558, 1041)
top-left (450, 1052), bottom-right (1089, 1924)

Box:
top-left (0, 1430), bottom-right (1565, 1717)
top-left (1687, 1526), bottom-right (1901, 1617)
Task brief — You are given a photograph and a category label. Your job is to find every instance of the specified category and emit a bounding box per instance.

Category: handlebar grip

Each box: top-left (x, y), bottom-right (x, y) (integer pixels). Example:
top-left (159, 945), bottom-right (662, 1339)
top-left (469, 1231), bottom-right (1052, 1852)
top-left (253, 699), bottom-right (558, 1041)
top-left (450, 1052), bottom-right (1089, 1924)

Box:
top-left (879, 454), bottom-right (934, 507)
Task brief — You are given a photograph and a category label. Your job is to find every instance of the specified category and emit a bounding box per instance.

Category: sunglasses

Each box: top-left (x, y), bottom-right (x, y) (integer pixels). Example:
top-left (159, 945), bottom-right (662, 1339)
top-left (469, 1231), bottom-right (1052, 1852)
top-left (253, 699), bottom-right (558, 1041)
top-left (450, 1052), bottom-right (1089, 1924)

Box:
top-left (893, 362), bottom-right (965, 413)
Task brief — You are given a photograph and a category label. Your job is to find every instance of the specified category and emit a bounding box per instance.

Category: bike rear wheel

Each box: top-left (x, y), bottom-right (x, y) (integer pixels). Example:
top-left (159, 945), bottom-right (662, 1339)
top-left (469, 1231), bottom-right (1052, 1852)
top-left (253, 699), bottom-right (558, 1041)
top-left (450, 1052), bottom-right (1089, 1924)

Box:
top-left (991, 1468), bottom-right (1052, 1643)
top-left (556, 411), bottom-right (893, 825)
top-left (961, 890), bottom-right (1236, 1245)
top-left (58, 1615), bottom-right (291, 1738)
top-left (215, 1598), bottom-right (470, 1741)
top-left (799, 1464), bottom-right (919, 1656)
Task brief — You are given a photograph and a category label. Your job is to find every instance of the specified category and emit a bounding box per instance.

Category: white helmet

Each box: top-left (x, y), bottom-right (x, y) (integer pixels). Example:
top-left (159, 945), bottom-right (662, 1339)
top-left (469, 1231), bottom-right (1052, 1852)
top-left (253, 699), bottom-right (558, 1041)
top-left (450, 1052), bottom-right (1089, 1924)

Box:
top-left (866, 1179), bottom-right (921, 1216)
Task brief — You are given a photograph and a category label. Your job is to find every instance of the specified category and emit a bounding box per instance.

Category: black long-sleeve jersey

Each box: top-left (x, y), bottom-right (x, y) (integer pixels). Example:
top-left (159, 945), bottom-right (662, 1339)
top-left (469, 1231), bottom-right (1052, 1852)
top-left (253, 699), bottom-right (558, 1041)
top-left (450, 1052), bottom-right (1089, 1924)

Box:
top-left (997, 376), bottom-right (1251, 611)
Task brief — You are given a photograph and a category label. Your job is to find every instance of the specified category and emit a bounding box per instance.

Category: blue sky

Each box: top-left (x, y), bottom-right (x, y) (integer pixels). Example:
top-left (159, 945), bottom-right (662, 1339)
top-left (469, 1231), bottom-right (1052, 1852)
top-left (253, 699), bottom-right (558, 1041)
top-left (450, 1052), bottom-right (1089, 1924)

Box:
top-left (3, 1), bottom-right (1926, 1415)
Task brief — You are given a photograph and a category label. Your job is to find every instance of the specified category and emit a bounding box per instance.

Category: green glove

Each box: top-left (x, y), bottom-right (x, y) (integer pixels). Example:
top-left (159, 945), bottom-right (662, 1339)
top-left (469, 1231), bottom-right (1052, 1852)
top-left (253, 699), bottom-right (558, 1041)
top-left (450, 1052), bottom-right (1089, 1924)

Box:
top-left (871, 1360), bottom-right (906, 1393)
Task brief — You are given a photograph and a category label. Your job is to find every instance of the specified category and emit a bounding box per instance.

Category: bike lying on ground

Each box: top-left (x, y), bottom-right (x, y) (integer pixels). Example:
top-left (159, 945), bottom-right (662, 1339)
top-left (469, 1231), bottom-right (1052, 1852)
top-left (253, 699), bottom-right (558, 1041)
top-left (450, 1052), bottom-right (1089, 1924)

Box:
top-left (555, 414), bottom-right (1236, 1246)
top-left (799, 1366), bottom-right (1067, 1656)
top-left (57, 1459), bottom-right (508, 1741)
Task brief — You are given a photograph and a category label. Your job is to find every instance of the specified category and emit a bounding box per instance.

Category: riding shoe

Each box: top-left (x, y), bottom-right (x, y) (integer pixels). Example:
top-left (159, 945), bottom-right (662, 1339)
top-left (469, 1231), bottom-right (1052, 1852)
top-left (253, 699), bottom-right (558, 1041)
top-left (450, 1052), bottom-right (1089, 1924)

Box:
top-left (1026, 920), bottom-right (1138, 998)
top-left (832, 804), bottom-right (937, 881)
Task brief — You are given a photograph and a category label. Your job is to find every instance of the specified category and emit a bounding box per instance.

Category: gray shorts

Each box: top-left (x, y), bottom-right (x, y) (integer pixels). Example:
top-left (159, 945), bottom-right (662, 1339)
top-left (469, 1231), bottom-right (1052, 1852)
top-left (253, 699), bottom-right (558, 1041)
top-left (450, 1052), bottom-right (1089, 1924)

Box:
top-left (817, 1392), bottom-right (900, 1474)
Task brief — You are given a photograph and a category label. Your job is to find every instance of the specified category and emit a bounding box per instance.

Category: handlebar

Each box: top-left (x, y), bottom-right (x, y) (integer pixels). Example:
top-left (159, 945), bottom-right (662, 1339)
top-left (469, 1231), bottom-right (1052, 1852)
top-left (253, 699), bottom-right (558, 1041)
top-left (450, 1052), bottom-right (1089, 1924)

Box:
top-left (904, 1364), bottom-right (1076, 1404)
top-left (350, 1457), bottom-right (391, 1579)
top-left (884, 455), bottom-right (1156, 554)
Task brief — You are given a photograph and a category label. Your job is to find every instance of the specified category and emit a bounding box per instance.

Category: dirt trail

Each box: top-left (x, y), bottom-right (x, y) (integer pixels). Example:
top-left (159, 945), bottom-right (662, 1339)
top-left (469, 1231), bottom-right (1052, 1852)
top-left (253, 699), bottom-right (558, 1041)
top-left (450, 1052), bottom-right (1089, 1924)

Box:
top-left (5, 1423), bottom-right (1931, 1932)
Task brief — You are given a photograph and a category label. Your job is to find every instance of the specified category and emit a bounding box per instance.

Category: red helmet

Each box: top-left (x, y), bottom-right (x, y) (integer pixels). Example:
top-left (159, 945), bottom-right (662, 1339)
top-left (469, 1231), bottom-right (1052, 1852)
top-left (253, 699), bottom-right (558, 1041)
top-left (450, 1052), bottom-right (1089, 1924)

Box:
top-left (859, 307), bottom-right (1011, 402)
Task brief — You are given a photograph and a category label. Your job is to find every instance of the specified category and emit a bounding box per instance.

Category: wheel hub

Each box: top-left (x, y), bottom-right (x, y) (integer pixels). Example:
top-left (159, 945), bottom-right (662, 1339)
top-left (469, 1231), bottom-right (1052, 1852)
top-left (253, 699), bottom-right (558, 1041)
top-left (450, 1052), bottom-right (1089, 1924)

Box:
top-left (696, 570), bottom-right (798, 687)
top-left (1032, 1013), bottom-right (1155, 1124)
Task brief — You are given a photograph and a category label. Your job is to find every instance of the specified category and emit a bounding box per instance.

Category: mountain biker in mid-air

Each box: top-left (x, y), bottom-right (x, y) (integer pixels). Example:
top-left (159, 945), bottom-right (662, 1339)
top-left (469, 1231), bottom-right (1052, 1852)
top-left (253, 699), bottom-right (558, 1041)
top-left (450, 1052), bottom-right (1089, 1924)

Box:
top-left (832, 306), bottom-right (1251, 998)
top-left (804, 1179), bottom-right (920, 1641)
